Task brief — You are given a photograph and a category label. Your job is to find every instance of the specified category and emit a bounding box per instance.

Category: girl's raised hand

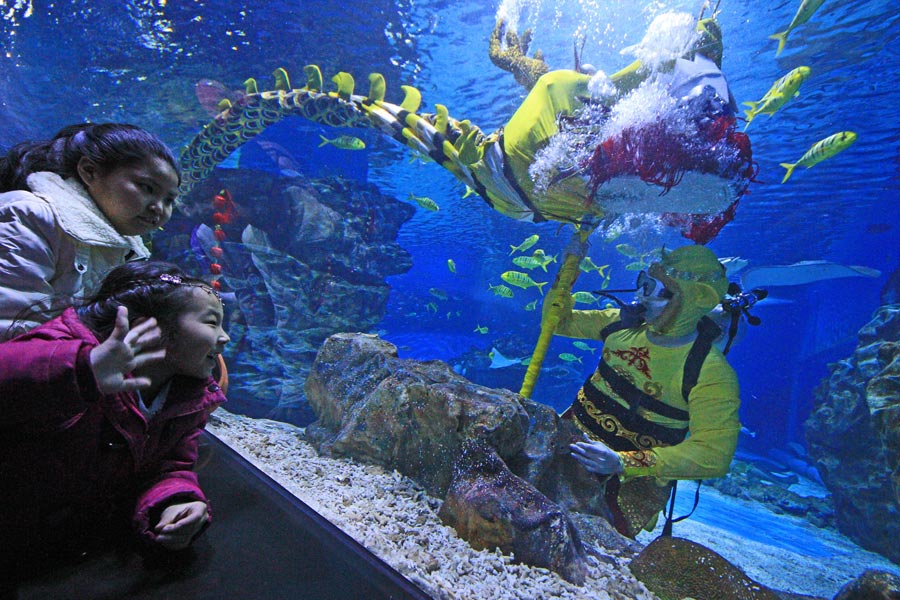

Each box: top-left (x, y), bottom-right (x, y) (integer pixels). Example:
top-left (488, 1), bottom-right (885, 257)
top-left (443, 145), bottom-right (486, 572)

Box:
top-left (89, 306), bottom-right (166, 394)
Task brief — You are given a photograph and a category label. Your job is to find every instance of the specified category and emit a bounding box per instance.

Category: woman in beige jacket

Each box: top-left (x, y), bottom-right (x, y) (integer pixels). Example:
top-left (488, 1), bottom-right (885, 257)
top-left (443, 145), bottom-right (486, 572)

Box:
top-left (0, 123), bottom-right (181, 340)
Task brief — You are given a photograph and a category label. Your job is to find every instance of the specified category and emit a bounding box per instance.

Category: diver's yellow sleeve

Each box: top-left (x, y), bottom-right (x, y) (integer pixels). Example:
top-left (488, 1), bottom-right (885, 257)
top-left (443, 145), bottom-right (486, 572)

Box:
top-left (553, 307), bottom-right (622, 341)
top-left (618, 351), bottom-right (740, 481)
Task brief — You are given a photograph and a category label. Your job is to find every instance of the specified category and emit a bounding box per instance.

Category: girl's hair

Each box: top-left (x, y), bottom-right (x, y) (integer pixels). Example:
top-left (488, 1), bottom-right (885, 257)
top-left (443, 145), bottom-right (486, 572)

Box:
top-left (76, 261), bottom-right (214, 341)
top-left (0, 122), bottom-right (181, 192)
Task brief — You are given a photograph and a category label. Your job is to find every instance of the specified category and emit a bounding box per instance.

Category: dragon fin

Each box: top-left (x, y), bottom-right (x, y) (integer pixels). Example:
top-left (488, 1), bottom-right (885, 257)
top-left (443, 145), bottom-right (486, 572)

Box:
top-left (400, 85), bottom-right (422, 113)
top-left (303, 65), bottom-right (323, 91)
top-left (367, 73), bottom-right (386, 103)
top-left (434, 104), bottom-right (449, 134)
top-left (273, 68), bottom-right (291, 91)
top-left (332, 72), bottom-right (355, 99)
top-left (243, 77), bottom-right (259, 95)
top-left (457, 127), bottom-right (484, 165)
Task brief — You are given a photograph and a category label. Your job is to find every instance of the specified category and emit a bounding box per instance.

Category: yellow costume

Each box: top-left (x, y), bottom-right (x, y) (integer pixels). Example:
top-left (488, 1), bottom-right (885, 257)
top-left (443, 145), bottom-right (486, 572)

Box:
top-left (553, 246), bottom-right (740, 536)
top-left (483, 69), bottom-right (593, 223)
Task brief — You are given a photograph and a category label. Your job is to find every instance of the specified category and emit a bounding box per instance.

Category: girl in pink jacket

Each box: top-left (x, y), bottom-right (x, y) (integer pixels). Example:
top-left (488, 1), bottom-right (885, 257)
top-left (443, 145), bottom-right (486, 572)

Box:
top-left (0, 261), bottom-right (229, 578)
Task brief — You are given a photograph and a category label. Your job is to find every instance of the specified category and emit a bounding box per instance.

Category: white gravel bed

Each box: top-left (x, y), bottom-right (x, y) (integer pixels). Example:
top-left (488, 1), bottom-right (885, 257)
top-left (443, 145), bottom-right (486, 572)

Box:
top-left (206, 410), bottom-right (658, 600)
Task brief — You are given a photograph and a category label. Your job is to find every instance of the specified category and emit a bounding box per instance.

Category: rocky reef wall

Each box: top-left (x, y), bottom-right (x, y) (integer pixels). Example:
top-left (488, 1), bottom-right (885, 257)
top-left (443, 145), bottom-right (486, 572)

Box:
top-left (153, 169), bottom-right (415, 425)
top-left (805, 302), bottom-right (900, 564)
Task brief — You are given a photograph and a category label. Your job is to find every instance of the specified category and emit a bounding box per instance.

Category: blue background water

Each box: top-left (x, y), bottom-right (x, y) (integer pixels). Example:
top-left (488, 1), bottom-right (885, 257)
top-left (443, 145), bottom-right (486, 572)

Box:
top-left (1, 0), bottom-right (897, 466)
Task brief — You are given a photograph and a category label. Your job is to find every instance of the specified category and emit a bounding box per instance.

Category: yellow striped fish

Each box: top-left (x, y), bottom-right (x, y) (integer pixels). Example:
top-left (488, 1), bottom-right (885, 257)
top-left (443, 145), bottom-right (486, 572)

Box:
top-left (770, 0), bottom-right (827, 56)
top-left (571, 291), bottom-right (600, 305)
top-left (501, 271), bottom-right (548, 295)
top-left (488, 283), bottom-right (514, 298)
top-left (512, 256), bottom-right (546, 271)
top-left (743, 66), bottom-right (811, 129)
top-left (780, 131), bottom-right (857, 183)
top-left (509, 235), bottom-right (539, 255)
top-left (408, 193), bottom-right (440, 211)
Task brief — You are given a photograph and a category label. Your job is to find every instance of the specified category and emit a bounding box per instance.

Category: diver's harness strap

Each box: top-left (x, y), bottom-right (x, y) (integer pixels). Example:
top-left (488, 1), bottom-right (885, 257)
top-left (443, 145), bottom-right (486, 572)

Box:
top-left (597, 361), bottom-right (690, 422)
top-left (587, 313), bottom-right (722, 536)
top-left (662, 479), bottom-right (702, 537)
top-left (598, 304), bottom-right (645, 339)
top-left (572, 376), bottom-right (689, 450)
top-left (681, 316), bottom-right (721, 401)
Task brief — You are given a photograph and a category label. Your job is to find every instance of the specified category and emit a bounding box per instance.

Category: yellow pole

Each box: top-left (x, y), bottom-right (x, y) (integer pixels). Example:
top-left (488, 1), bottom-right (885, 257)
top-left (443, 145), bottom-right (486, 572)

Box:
top-left (519, 226), bottom-right (593, 397)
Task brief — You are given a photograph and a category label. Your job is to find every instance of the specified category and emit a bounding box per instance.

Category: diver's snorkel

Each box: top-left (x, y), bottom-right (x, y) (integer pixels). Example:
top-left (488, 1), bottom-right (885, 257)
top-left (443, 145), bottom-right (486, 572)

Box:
top-left (720, 282), bottom-right (767, 354)
top-left (589, 271), bottom-right (661, 321)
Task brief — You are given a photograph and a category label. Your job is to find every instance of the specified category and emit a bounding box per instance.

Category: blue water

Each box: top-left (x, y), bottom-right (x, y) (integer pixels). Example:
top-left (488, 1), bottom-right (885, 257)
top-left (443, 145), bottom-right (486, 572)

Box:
top-left (368, 0), bottom-right (900, 454)
top-left (2, 0), bottom-right (899, 582)
top-left (667, 482), bottom-right (835, 558)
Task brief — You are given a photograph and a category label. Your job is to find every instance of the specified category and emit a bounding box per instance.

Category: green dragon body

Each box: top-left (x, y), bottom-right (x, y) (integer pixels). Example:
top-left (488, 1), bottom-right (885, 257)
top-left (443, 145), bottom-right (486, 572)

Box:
top-left (180, 65), bottom-right (745, 226)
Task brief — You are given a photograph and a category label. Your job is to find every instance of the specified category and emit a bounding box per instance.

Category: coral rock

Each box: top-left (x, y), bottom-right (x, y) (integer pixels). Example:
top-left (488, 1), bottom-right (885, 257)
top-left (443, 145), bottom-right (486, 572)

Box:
top-left (438, 438), bottom-right (588, 584)
top-left (629, 536), bottom-right (781, 600)
top-left (833, 568), bottom-right (900, 599)
top-left (305, 333), bottom-right (530, 495)
top-left (805, 304), bottom-right (900, 563)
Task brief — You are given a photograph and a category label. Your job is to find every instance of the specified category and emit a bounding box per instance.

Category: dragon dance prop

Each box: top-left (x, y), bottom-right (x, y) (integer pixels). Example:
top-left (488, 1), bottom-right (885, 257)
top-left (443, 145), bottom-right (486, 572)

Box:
top-left (179, 66), bottom-right (752, 229)
top-left (519, 227), bottom-right (592, 398)
top-left (178, 64), bottom-right (755, 397)
top-left (179, 66), bottom-right (496, 206)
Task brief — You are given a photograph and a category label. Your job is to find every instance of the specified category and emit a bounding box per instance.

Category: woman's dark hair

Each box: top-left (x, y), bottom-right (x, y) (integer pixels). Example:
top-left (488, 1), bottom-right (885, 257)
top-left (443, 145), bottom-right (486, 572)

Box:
top-left (0, 122), bottom-right (181, 192)
top-left (76, 261), bottom-right (214, 341)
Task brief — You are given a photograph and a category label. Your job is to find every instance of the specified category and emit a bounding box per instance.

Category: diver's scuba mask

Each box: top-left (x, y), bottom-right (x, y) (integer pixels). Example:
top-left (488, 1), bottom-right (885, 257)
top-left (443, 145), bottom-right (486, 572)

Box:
top-left (635, 271), bottom-right (673, 300)
top-left (598, 271), bottom-right (671, 300)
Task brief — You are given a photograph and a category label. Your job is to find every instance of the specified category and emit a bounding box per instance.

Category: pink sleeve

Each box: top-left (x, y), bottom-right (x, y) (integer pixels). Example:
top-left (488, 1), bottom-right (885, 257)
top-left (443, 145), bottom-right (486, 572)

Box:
top-left (0, 338), bottom-right (101, 430)
top-left (132, 425), bottom-right (210, 541)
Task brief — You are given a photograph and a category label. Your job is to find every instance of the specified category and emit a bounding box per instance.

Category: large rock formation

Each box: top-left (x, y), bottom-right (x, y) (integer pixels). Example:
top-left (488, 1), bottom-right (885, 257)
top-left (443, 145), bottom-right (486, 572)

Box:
top-left (438, 439), bottom-right (588, 584)
top-left (805, 303), bottom-right (900, 563)
top-left (833, 569), bottom-right (900, 599)
top-left (305, 332), bottom-right (893, 597)
top-left (304, 333), bottom-right (606, 513)
top-left (304, 332), bottom-right (625, 580)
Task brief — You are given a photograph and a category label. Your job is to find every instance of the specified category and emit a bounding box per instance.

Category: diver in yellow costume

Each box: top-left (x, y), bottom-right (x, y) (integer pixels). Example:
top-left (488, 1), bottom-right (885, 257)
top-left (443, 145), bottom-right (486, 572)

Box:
top-left (545, 245), bottom-right (740, 537)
